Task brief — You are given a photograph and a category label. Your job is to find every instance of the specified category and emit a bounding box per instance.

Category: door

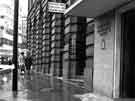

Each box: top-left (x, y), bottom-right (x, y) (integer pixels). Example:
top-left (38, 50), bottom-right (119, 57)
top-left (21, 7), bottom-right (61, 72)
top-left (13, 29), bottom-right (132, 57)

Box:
top-left (120, 9), bottom-right (135, 98)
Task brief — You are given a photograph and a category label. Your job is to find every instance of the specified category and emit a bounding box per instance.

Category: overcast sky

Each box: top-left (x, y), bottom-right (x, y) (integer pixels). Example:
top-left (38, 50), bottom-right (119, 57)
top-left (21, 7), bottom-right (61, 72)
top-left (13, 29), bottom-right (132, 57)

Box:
top-left (0, 0), bottom-right (28, 16)
top-left (20, 0), bottom-right (28, 16)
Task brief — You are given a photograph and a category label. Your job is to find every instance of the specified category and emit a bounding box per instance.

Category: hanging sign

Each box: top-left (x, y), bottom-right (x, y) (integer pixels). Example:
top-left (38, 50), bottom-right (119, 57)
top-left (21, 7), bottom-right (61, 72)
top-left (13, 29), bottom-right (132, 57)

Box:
top-left (48, 2), bottom-right (66, 13)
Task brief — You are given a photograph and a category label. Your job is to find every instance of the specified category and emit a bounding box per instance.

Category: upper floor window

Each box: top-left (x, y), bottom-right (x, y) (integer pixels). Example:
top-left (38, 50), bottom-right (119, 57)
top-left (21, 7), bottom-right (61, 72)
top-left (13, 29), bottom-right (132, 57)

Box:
top-left (0, 26), bottom-right (4, 30)
top-left (0, 16), bottom-right (4, 19)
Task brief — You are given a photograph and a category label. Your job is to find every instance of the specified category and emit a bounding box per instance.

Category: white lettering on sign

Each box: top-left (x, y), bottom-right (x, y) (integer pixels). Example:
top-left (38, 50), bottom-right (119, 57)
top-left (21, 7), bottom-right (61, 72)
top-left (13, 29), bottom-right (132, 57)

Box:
top-left (48, 2), bottom-right (66, 13)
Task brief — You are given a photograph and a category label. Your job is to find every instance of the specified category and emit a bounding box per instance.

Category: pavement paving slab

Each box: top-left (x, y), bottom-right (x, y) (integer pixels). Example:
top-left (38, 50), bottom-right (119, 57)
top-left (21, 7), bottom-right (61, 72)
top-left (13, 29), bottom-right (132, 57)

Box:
top-left (0, 70), bottom-right (135, 101)
top-left (0, 72), bottom-right (88, 101)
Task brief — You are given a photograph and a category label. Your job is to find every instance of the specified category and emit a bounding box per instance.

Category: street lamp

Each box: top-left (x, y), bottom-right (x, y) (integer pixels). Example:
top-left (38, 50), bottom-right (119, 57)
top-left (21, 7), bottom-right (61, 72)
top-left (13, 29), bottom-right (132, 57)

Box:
top-left (12, 0), bottom-right (19, 91)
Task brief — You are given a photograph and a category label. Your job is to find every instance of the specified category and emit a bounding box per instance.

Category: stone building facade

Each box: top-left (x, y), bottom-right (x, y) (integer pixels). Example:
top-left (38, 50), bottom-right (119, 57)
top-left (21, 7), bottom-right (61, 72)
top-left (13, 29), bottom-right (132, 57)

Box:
top-left (27, 0), bottom-right (94, 93)
top-left (66, 0), bottom-right (135, 98)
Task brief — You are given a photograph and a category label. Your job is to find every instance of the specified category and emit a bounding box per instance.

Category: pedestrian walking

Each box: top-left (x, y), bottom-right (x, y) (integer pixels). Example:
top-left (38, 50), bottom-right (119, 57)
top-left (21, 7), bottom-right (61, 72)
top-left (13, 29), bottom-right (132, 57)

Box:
top-left (18, 52), bottom-right (25, 74)
top-left (8, 57), bottom-right (12, 65)
top-left (25, 51), bottom-right (33, 75)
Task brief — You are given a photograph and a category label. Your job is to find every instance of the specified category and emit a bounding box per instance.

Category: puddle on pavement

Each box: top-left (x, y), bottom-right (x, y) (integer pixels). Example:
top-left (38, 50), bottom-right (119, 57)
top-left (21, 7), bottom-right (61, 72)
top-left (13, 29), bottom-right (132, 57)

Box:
top-left (40, 88), bottom-right (53, 92)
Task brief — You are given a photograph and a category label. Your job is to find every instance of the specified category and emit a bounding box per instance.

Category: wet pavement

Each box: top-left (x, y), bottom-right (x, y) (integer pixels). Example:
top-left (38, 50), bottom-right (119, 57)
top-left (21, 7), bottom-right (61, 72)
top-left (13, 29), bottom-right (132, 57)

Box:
top-left (0, 72), bottom-right (90, 101)
top-left (0, 71), bottom-right (135, 101)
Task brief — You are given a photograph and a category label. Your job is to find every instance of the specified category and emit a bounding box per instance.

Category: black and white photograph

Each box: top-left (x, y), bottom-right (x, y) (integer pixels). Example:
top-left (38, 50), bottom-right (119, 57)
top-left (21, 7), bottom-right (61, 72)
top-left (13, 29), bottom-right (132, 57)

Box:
top-left (0, 0), bottom-right (135, 101)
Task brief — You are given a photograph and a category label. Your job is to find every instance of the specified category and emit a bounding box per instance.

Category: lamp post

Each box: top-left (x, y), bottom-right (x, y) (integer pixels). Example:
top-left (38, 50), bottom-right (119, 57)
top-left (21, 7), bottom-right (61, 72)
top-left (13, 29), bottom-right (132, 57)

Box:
top-left (12, 0), bottom-right (19, 91)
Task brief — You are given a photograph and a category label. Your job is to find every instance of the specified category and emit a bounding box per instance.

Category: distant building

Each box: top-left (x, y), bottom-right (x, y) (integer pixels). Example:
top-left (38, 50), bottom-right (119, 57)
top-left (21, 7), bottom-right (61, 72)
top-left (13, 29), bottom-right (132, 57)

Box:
top-left (0, 0), bottom-right (27, 64)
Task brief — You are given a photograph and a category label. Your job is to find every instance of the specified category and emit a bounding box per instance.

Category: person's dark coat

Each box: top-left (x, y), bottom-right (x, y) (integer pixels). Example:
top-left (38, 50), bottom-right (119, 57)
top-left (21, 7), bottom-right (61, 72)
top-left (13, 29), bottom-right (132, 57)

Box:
top-left (25, 56), bottom-right (32, 70)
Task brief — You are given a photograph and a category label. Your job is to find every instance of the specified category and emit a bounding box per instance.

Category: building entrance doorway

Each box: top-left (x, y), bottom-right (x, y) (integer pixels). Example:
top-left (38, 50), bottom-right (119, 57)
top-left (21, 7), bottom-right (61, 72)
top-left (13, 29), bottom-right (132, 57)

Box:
top-left (120, 9), bottom-right (135, 98)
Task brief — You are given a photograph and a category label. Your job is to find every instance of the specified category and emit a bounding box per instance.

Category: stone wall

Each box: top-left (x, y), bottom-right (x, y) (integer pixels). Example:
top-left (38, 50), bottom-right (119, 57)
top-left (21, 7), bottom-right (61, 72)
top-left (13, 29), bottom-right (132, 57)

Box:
top-left (94, 11), bottom-right (115, 97)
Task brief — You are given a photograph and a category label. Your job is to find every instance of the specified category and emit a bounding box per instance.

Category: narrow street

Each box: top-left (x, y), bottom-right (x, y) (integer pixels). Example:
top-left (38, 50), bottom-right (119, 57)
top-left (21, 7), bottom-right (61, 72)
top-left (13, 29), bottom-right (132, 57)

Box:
top-left (1, 0), bottom-right (135, 100)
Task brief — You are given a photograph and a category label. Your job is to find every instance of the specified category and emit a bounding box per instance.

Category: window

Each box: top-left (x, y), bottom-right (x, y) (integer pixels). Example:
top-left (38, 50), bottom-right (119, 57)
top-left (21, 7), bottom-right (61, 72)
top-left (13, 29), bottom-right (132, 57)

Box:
top-left (6, 29), bottom-right (13, 35)
top-left (0, 15), bottom-right (4, 19)
top-left (0, 26), bottom-right (4, 30)
top-left (0, 38), bottom-right (2, 46)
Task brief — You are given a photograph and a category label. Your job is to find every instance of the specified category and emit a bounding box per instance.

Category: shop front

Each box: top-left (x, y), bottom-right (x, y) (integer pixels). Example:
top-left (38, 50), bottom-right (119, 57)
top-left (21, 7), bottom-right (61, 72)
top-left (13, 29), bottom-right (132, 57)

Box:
top-left (65, 0), bottom-right (135, 98)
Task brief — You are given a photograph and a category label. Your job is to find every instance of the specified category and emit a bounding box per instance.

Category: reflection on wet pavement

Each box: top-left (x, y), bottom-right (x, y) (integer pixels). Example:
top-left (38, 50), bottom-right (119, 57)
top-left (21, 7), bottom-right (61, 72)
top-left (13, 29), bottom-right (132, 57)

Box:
top-left (1, 73), bottom-right (135, 101)
top-left (0, 73), bottom-right (89, 101)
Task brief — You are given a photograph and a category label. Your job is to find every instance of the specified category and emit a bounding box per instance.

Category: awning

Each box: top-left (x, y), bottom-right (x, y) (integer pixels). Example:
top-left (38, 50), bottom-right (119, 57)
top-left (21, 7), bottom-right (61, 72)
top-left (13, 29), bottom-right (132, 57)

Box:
top-left (65, 0), bottom-right (131, 17)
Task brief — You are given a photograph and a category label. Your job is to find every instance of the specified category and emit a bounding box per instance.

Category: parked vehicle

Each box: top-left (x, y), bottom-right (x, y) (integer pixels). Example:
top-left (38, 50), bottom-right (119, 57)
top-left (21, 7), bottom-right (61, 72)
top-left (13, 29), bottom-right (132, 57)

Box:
top-left (0, 56), bottom-right (12, 65)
